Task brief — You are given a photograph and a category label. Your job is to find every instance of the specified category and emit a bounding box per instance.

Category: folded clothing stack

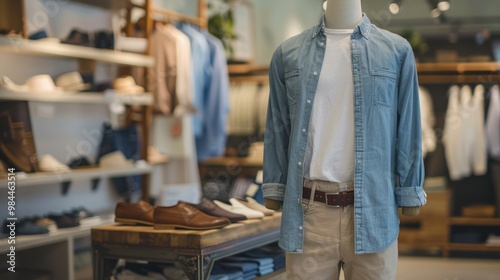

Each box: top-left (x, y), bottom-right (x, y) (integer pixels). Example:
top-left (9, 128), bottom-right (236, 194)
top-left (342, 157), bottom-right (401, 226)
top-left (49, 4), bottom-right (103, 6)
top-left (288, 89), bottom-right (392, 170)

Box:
top-left (209, 244), bottom-right (285, 280)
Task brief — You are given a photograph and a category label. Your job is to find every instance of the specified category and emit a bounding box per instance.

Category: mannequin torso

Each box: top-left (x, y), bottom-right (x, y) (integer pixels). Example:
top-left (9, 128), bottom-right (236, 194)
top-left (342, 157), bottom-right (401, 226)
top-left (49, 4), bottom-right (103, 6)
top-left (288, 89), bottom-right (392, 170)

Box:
top-left (264, 0), bottom-right (420, 216)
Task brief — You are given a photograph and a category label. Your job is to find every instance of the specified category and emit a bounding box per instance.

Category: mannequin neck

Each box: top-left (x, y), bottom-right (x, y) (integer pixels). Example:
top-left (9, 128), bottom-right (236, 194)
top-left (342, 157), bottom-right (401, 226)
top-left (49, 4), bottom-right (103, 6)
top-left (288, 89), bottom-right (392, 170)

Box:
top-left (324, 0), bottom-right (362, 29)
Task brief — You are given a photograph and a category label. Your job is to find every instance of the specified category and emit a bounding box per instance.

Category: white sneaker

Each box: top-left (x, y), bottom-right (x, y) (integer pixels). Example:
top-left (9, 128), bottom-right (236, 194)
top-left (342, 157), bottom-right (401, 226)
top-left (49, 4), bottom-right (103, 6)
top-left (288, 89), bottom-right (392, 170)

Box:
top-left (214, 199), bottom-right (265, 219)
top-left (39, 154), bottom-right (70, 172)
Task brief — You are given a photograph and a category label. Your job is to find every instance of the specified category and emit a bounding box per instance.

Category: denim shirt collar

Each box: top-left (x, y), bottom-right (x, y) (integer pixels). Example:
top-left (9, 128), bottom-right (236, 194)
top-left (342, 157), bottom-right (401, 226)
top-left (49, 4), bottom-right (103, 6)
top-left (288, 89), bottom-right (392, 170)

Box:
top-left (313, 12), bottom-right (371, 39)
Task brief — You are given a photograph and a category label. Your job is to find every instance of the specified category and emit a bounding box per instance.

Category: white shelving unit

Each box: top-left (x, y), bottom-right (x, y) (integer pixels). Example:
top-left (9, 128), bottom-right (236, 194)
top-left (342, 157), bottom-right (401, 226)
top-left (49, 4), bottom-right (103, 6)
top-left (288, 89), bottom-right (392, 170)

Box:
top-left (0, 36), bottom-right (154, 67)
top-left (0, 215), bottom-right (115, 280)
top-left (0, 90), bottom-right (153, 105)
top-left (0, 163), bottom-right (152, 188)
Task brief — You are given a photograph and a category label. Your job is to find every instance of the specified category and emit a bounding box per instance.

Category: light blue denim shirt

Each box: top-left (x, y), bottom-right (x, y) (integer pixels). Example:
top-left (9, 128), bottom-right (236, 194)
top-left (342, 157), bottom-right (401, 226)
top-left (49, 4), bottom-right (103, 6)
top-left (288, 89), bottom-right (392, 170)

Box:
top-left (263, 14), bottom-right (426, 254)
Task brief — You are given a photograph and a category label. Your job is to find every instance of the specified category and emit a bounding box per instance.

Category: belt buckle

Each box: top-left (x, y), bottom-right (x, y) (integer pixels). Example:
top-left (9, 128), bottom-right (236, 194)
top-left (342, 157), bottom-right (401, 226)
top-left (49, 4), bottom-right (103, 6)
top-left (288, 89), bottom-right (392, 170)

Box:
top-left (325, 192), bottom-right (341, 207)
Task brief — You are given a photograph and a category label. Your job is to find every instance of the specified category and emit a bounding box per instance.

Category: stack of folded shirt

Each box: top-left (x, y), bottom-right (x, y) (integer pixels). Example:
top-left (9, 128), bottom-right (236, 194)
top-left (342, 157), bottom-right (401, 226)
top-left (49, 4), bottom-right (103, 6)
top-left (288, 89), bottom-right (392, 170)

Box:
top-left (242, 246), bottom-right (285, 271)
top-left (219, 262), bottom-right (258, 280)
top-left (225, 256), bottom-right (274, 276)
top-left (210, 263), bottom-right (244, 280)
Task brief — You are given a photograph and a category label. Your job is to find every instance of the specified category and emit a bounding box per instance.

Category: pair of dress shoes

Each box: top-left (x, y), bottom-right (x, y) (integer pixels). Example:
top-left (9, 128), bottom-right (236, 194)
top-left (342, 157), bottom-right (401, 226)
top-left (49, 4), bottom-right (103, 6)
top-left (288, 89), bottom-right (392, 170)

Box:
top-left (114, 200), bottom-right (231, 230)
top-left (213, 198), bottom-right (274, 220)
top-left (0, 112), bottom-right (39, 172)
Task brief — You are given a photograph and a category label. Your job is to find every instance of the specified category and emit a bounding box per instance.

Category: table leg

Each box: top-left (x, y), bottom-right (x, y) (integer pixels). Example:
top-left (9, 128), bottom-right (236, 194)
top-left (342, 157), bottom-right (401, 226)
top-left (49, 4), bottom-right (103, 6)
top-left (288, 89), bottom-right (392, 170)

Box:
top-left (177, 254), bottom-right (215, 280)
top-left (93, 248), bottom-right (118, 280)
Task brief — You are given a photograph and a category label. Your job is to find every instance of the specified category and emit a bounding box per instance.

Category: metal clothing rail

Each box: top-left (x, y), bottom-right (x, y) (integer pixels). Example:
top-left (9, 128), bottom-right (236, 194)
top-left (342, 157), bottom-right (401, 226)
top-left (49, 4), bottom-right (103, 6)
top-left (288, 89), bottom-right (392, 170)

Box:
top-left (417, 62), bottom-right (500, 84)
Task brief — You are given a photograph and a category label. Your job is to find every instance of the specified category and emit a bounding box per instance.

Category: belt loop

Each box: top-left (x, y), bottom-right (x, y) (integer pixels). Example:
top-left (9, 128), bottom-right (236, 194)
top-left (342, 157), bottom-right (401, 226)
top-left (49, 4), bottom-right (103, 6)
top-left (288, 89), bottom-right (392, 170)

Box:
top-left (308, 182), bottom-right (317, 208)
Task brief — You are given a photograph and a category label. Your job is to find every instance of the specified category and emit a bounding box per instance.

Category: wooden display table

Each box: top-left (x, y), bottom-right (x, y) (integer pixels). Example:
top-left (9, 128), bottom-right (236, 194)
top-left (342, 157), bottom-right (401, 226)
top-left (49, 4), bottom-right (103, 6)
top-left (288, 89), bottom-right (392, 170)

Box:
top-left (91, 212), bottom-right (281, 280)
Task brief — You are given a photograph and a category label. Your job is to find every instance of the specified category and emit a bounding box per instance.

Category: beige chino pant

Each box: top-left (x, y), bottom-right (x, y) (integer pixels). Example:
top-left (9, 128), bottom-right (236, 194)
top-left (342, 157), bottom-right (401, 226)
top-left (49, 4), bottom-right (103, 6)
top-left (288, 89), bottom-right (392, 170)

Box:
top-left (286, 180), bottom-right (398, 280)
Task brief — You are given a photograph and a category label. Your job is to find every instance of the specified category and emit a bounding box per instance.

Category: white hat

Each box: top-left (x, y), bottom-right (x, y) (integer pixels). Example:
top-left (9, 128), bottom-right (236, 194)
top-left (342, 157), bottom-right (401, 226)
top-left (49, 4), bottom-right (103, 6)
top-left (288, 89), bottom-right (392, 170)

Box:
top-left (99, 151), bottom-right (135, 169)
top-left (39, 154), bottom-right (70, 172)
top-left (1, 75), bottom-right (63, 93)
top-left (113, 76), bottom-right (144, 95)
top-left (55, 71), bottom-right (91, 92)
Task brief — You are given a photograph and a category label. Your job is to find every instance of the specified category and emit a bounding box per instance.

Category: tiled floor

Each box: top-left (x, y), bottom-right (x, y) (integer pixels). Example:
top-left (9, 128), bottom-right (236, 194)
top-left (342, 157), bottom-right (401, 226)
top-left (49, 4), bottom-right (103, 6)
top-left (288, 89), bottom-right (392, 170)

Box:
top-left (268, 256), bottom-right (500, 280)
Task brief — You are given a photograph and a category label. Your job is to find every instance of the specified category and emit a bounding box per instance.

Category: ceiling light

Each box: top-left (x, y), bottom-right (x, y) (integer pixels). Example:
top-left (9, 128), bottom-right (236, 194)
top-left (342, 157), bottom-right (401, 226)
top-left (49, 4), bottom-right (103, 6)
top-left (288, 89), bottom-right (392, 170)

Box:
top-left (389, 0), bottom-right (402, 15)
top-left (438, 0), bottom-right (450, 11)
top-left (431, 8), bottom-right (441, 18)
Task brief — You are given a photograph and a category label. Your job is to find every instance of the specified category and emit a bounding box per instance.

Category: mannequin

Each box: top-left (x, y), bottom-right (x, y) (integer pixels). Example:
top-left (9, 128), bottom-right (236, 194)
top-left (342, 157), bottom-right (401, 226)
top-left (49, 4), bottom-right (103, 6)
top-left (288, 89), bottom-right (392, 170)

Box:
top-left (264, 0), bottom-right (421, 216)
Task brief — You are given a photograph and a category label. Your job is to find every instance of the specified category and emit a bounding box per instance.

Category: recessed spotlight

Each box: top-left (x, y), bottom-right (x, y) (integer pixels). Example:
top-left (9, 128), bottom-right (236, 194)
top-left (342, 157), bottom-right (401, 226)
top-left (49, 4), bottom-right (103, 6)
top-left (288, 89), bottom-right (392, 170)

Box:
top-left (389, 0), bottom-right (402, 15)
top-left (438, 0), bottom-right (450, 11)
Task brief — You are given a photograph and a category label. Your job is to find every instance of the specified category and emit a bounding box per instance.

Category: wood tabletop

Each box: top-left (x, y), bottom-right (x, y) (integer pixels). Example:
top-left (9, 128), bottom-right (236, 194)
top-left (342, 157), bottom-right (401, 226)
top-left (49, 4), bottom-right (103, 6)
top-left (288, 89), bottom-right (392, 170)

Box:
top-left (91, 212), bottom-right (281, 250)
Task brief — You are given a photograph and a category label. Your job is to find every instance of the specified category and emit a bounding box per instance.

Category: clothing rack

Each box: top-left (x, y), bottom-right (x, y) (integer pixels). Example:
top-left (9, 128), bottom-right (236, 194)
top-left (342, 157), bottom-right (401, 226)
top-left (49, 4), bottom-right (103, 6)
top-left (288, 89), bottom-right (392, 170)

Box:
top-left (417, 62), bottom-right (500, 84)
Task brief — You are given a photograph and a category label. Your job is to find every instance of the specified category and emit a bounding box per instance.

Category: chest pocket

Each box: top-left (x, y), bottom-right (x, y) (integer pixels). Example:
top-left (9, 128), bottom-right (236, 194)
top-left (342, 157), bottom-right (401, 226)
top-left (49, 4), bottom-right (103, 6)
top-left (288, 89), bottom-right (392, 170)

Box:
top-left (284, 68), bottom-right (302, 106)
top-left (371, 70), bottom-right (397, 108)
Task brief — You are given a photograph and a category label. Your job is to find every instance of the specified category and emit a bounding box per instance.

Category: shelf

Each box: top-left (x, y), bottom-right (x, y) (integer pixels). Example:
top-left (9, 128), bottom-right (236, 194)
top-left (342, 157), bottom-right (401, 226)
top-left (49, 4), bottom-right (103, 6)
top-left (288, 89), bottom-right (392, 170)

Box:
top-left (0, 215), bottom-right (114, 253)
top-left (0, 163), bottom-right (152, 188)
top-left (0, 89), bottom-right (153, 105)
top-left (448, 243), bottom-right (500, 252)
top-left (417, 62), bottom-right (500, 73)
top-left (0, 36), bottom-right (154, 67)
top-left (228, 64), bottom-right (269, 75)
top-left (201, 156), bottom-right (263, 168)
top-left (449, 217), bottom-right (500, 226)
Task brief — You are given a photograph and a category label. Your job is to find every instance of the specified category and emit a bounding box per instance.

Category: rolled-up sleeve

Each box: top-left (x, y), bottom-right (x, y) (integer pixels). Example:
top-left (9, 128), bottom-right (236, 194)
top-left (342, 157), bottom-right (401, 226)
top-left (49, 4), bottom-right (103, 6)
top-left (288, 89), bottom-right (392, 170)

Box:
top-left (262, 46), bottom-right (291, 201)
top-left (395, 41), bottom-right (427, 207)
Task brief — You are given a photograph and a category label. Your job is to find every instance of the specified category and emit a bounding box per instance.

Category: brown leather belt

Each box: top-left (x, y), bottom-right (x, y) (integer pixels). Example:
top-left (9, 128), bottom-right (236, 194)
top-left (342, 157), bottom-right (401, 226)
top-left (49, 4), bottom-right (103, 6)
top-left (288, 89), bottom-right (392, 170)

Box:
top-left (302, 187), bottom-right (354, 207)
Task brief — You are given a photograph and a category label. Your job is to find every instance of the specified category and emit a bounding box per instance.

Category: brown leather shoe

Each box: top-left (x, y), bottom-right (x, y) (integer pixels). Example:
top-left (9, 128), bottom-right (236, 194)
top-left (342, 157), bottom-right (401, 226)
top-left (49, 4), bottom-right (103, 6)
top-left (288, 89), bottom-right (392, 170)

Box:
top-left (115, 200), bottom-right (155, 226)
top-left (154, 201), bottom-right (231, 230)
top-left (0, 113), bottom-right (32, 172)
top-left (190, 198), bottom-right (247, 223)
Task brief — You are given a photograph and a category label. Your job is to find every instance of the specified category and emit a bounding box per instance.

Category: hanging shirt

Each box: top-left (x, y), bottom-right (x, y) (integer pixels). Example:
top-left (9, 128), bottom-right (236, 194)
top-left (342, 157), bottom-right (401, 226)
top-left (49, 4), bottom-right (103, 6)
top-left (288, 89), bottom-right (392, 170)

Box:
top-left (196, 31), bottom-right (230, 161)
top-left (486, 85), bottom-right (500, 160)
top-left (419, 86), bottom-right (436, 157)
top-left (149, 24), bottom-right (177, 115)
top-left (443, 85), bottom-right (487, 180)
top-left (162, 24), bottom-right (196, 116)
top-left (179, 24), bottom-right (211, 137)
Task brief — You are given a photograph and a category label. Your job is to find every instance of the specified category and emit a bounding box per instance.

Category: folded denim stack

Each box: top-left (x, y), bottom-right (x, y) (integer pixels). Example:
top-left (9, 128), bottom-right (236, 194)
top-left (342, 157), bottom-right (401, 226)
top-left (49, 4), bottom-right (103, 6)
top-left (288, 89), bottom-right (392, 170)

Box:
top-left (242, 245), bottom-right (285, 271)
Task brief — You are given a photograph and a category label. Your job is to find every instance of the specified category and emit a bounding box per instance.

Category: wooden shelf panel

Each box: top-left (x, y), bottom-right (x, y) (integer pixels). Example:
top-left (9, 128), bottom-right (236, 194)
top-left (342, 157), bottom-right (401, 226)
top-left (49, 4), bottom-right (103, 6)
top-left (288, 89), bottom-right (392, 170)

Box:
top-left (448, 243), bottom-right (500, 252)
top-left (0, 215), bottom-right (114, 253)
top-left (449, 217), bottom-right (500, 226)
top-left (228, 64), bottom-right (269, 75)
top-left (417, 62), bottom-right (500, 73)
top-left (0, 90), bottom-right (153, 105)
top-left (201, 156), bottom-right (263, 168)
top-left (0, 36), bottom-right (154, 67)
top-left (0, 163), bottom-right (152, 188)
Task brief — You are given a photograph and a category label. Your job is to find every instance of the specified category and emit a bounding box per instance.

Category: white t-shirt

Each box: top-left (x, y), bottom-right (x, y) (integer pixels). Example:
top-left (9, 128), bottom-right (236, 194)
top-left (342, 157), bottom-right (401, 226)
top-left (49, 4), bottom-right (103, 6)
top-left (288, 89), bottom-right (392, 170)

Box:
top-left (304, 28), bottom-right (355, 182)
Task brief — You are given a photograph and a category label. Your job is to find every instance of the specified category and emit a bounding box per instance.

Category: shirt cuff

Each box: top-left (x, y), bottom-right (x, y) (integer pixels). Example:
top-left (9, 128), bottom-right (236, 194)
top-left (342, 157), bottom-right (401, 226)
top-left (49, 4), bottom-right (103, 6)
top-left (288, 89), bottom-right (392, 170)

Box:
top-left (262, 183), bottom-right (286, 201)
top-left (395, 186), bottom-right (427, 207)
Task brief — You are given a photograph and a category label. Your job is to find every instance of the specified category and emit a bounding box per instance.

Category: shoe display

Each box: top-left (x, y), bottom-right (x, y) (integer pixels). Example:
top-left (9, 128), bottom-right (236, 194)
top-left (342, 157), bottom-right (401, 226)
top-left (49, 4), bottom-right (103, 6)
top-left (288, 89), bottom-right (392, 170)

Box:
top-left (62, 28), bottom-right (91, 47)
top-left (235, 197), bottom-right (275, 216)
top-left (190, 198), bottom-right (247, 223)
top-left (0, 112), bottom-right (33, 172)
top-left (115, 200), bottom-right (155, 226)
top-left (39, 154), bottom-right (70, 172)
top-left (47, 213), bottom-right (80, 228)
top-left (153, 202), bottom-right (230, 230)
top-left (213, 199), bottom-right (265, 219)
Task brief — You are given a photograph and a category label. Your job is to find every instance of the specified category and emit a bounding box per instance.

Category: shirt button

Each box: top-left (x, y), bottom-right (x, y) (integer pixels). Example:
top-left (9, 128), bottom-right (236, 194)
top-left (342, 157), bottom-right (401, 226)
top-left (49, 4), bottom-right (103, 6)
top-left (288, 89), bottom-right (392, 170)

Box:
top-left (313, 71), bottom-right (318, 76)
top-left (320, 42), bottom-right (324, 46)
top-left (302, 128), bottom-right (306, 133)
top-left (357, 128), bottom-right (360, 132)
top-left (307, 100), bottom-right (311, 104)
top-left (298, 161), bottom-right (302, 166)
top-left (299, 226), bottom-right (303, 230)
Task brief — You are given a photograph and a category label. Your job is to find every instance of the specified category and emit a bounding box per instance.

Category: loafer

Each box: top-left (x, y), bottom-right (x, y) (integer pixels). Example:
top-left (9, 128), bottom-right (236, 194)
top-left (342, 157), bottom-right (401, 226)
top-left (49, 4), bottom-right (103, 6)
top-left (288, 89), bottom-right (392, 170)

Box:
top-left (153, 202), bottom-right (230, 230)
top-left (190, 198), bottom-right (247, 223)
top-left (235, 197), bottom-right (275, 216)
top-left (213, 199), bottom-right (265, 219)
top-left (47, 213), bottom-right (80, 228)
top-left (115, 200), bottom-right (154, 226)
